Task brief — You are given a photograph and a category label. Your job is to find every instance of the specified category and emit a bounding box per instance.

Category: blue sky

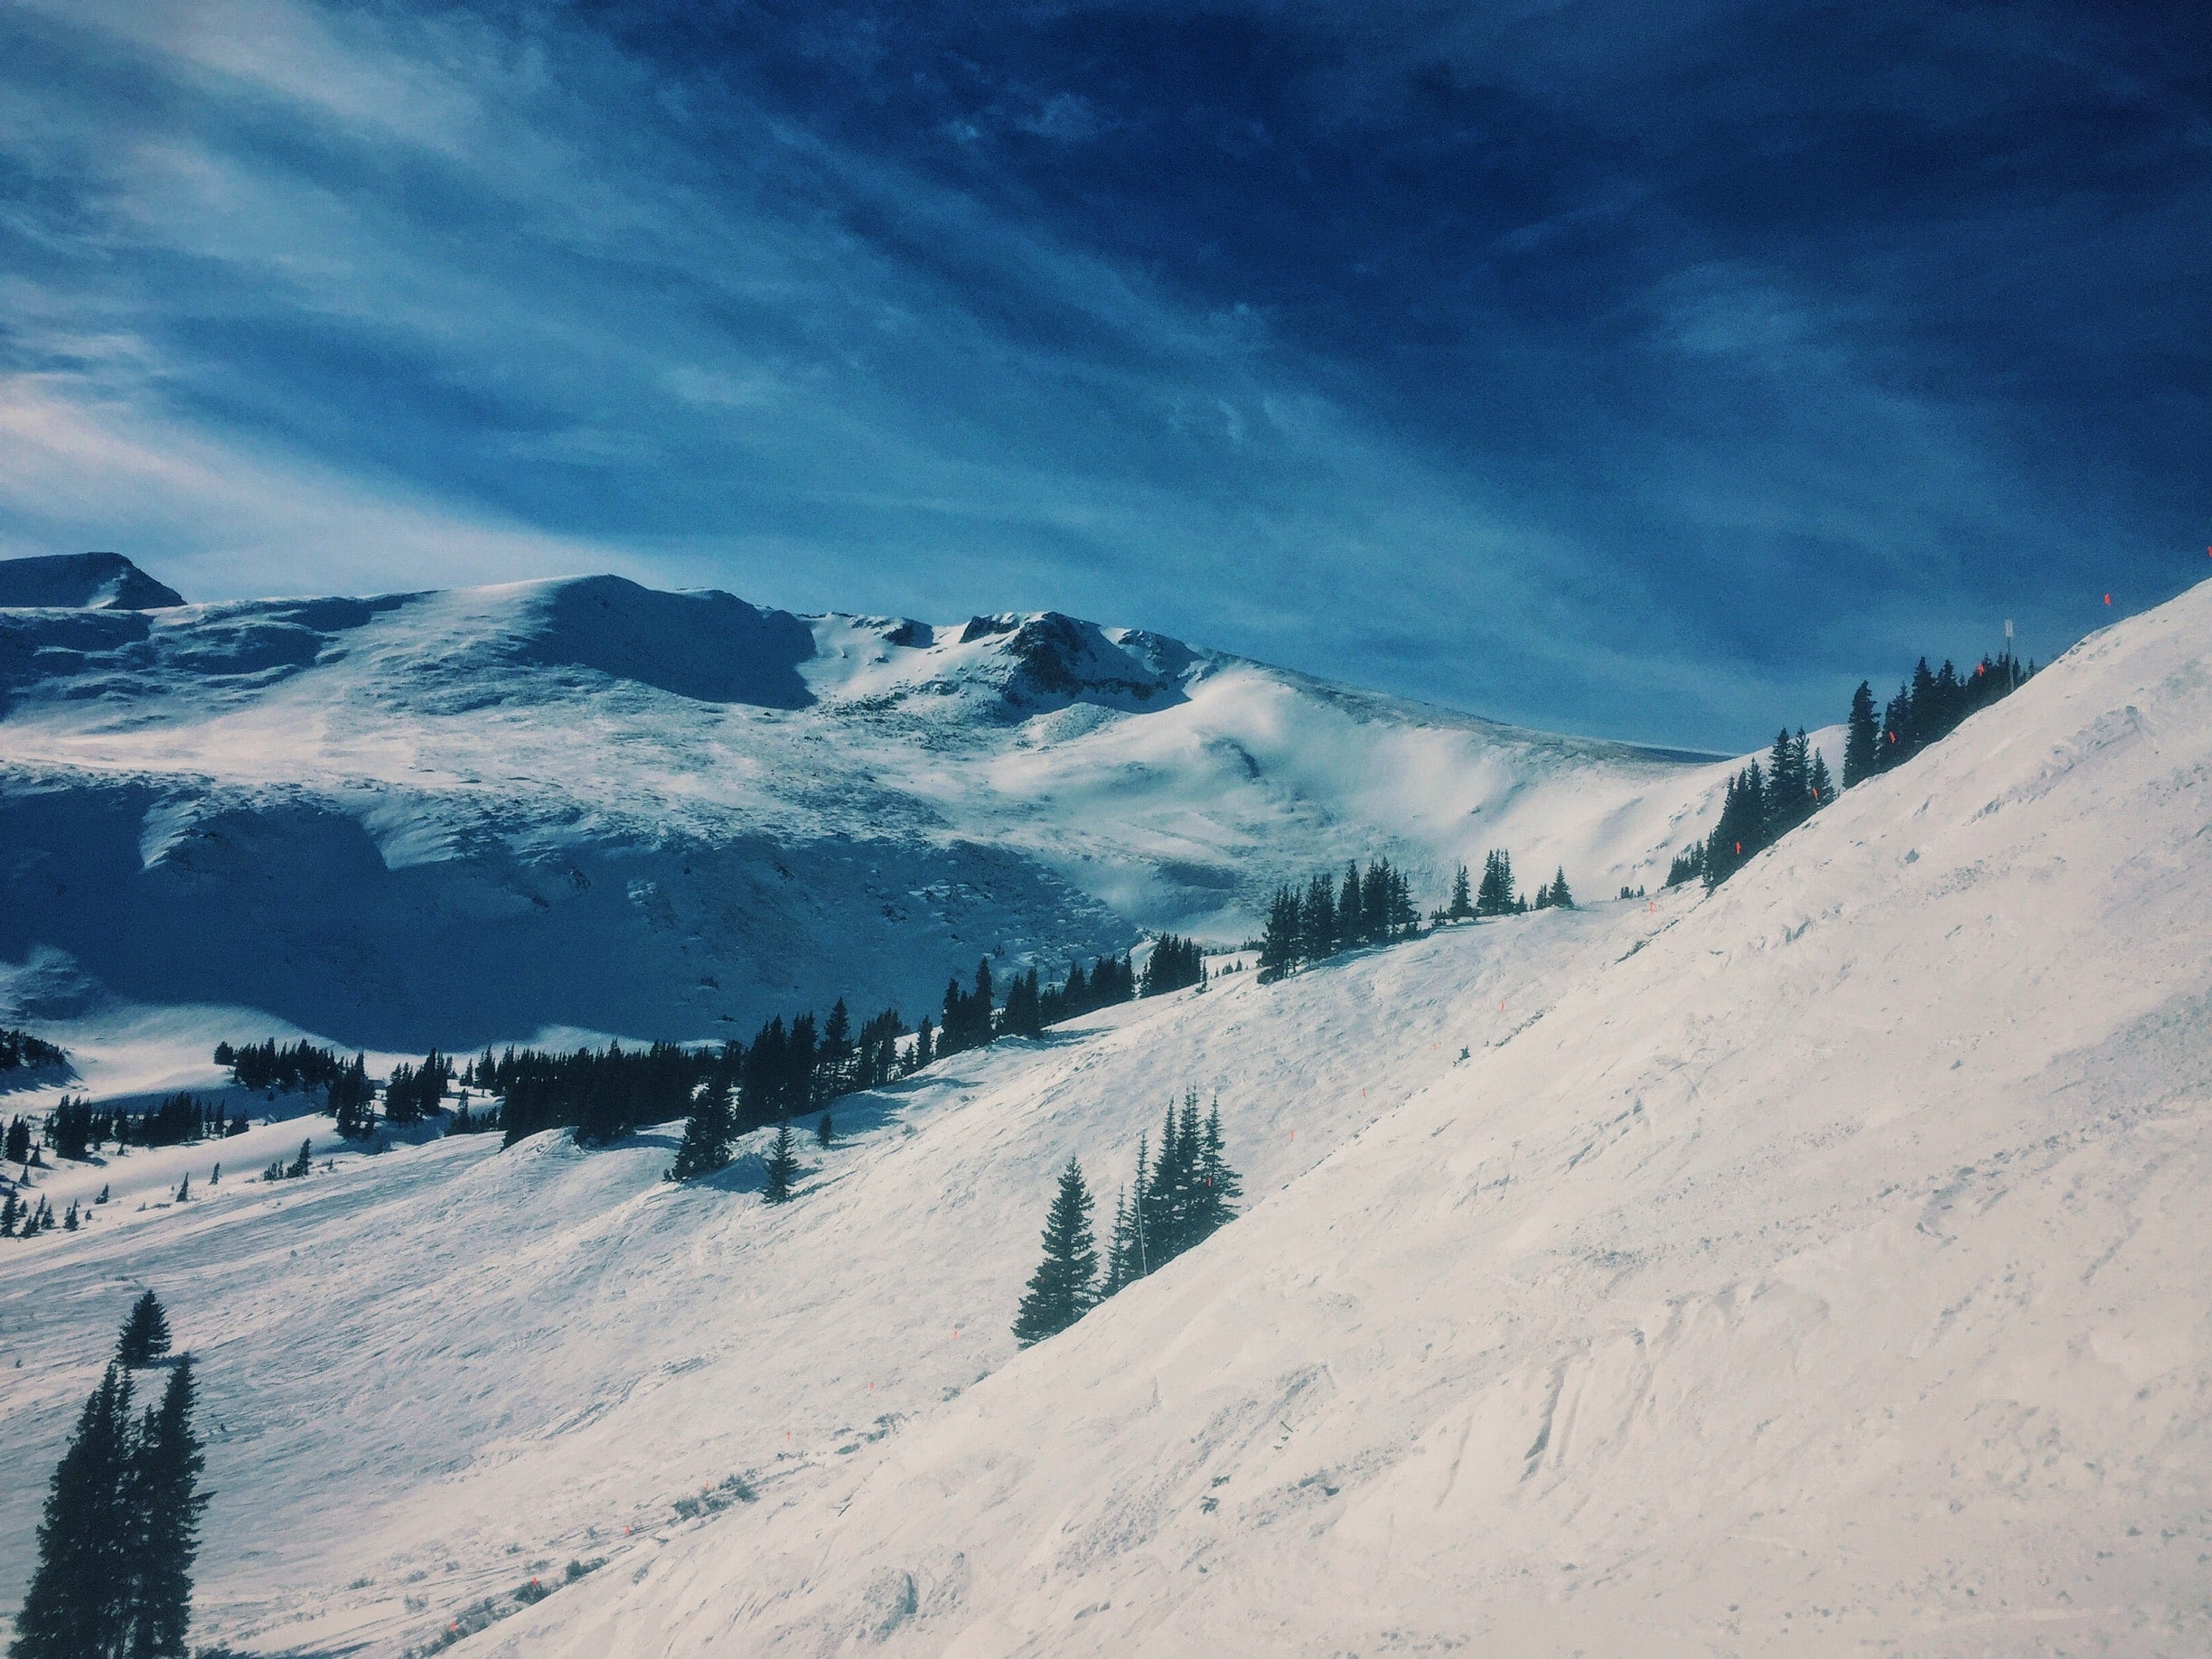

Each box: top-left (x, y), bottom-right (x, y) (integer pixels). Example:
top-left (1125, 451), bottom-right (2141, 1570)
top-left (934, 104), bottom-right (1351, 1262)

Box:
top-left (0, 0), bottom-right (2204, 748)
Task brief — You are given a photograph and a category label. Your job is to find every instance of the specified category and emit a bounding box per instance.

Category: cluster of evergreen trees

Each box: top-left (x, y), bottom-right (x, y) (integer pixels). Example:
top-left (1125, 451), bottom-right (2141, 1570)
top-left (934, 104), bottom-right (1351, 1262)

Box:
top-left (0, 1027), bottom-right (66, 1073)
top-left (494, 1040), bottom-right (716, 1148)
top-left (995, 954), bottom-right (1139, 1039)
top-left (1256, 857), bottom-right (1423, 981)
top-left (1666, 649), bottom-right (2032, 894)
top-left (1846, 651), bottom-right (2032, 783)
top-left (1137, 935), bottom-right (1206, 998)
top-left (37, 1092), bottom-right (246, 1158)
top-left (216, 1038), bottom-right (374, 1131)
top-left (1468, 849), bottom-right (1574, 915)
top-left (218, 1038), bottom-right (357, 1096)
top-left (260, 1139), bottom-right (314, 1182)
top-left (382, 1052), bottom-right (455, 1128)
top-left (1682, 727), bottom-right (1832, 889)
top-left (1, 1186), bottom-right (74, 1238)
top-left (9, 1292), bottom-right (206, 1659)
top-left (1013, 1092), bottom-right (1242, 1345)
top-left (935, 962), bottom-right (999, 1056)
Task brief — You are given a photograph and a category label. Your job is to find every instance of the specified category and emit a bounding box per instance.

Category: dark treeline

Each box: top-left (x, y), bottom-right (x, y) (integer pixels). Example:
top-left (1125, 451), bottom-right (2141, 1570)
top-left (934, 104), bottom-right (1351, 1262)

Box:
top-left (382, 1052), bottom-right (454, 1128)
top-left (1670, 649), bottom-right (2033, 892)
top-left (492, 1041), bottom-right (716, 1148)
top-left (1256, 856), bottom-right (1422, 981)
top-left (0, 1027), bottom-right (66, 1073)
top-left (197, 944), bottom-right (1147, 1167)
top-left (217, 1039), bottom-right (374, 1134)
top-left (1138, 934), bottom-right (1205, 998)
top-left (42, 1093), bottom-right (246, 1158)
top-left (1014, 1090), bottom-right (1243, 1346)
top-left (9, 1292), bottom-right (207, 1659)
top-left (219, 1038), bottom-right (353, 1095)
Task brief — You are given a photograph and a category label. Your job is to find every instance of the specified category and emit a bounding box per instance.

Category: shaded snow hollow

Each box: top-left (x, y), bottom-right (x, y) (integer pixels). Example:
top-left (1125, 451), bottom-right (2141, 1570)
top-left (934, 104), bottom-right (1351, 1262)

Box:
top-left (0, 576), bottom-right (2207, 1655)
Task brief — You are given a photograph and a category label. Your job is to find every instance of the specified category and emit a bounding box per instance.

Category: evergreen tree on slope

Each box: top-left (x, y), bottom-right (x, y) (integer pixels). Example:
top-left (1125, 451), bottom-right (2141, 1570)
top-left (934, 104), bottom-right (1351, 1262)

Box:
top-left (9, 1366), bottom-right (136, 1659)
top-left (125, 1358), bottom-right (207, 1658)
top-left (1842, 680), bottom-right (1879, 787)
top-left (668, 1080), bottom-right (733, 1181)
top-left (1011, 1158), bottom-right (1099, 1345)
top-left (117, 1292), bottom-right (171, 1369)
top-left (763, 1122), bottom-right (797, 1204)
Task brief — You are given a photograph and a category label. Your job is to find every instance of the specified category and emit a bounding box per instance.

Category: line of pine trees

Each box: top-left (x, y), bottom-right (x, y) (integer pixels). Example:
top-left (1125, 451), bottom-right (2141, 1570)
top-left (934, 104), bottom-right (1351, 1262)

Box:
top-left (0, 1027), bottom-right (66, 1073)
top-left (217, 1037), bottom-right (356, 1095)
top-left (34, 1093), bottom-right (248, 1158)
top-left (1257, 857), bottom-right (1423, 982)
top-left (994, 953), bottom-right (1139, 1039)
top-left (1669, 648), bottom-right (2033, 893)
top-left (1013, 1091), bottom-right (1243, 1345)
top-left (9, 1292), bottom-right (207, 1659)
top-left (1137, 934), bottom-right (1206, 998)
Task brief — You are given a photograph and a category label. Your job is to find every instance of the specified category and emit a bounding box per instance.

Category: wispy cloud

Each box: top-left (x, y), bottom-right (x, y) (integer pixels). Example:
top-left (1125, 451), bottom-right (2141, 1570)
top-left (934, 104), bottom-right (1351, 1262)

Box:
top-left (0, 0), bottom-right (2203, 747)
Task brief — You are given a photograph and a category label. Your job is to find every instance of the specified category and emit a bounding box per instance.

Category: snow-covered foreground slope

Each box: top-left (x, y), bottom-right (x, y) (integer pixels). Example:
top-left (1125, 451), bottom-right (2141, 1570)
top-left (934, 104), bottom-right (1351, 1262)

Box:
top-left (448, 579), bottom-right (2212, 1657)
top-left (1, 570), bottom-right (1730, 1054)
top-left (0, 905), bottom-right (1640, 1654)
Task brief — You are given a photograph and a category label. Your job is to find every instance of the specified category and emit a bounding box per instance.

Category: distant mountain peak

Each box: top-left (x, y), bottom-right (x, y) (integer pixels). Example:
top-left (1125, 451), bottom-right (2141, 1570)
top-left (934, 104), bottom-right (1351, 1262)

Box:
top-left (0, 551), bottom-right (184, 610)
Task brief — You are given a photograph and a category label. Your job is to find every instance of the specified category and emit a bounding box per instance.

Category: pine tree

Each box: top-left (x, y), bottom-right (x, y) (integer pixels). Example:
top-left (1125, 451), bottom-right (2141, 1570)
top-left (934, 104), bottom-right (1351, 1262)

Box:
top-left (1192, 1098), bottom-right (1242, 1240)
top-left (1011, 1158), bottom-right (1099, 1345)
top-left (1257, 886), bottom-right (1302, 983)
top-left (668, 1081), bottom-right (733, 1180)
top-left (1548, 867), bottom-right (1573, 910)
top-left (1103, 1186), bottom-right (1135, 1293)
top-left (1843, 680), bottom-right (1878, 786)
top-left (286, 1139), bottom-right (311, 1180)
top-left (117, 1292), bottom-right (172, 1369)
top-left (1807, 749), bottom-right (1833, 807)
top-left (1475, 849), bottom-right (1516, 918)
top-left (9, 1365), bottom-right (136, 1659)
top-left (1, 1190), bottom-right (18, 1237)
top-left (1336, 859), bottom-right (1364, 945)
top-left (815, 1112), bottom-right (834, 1148)
top-left (125, 1356), bottom-right (206, 1658)
top-left (1301, 872), bottom-right (1337, 959)
top-left (763, 1122), bottom-right (797, 1204)
top-left (1447, 862), bottom-right (1473, 921)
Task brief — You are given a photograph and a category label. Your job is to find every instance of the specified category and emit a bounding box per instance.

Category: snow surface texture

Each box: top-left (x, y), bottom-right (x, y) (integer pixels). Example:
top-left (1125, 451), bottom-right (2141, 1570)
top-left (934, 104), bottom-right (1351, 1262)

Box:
top-left (0, 569), bottom-right (1734, 1053)
top-left (0, 578), bottom-right (2204, 1656)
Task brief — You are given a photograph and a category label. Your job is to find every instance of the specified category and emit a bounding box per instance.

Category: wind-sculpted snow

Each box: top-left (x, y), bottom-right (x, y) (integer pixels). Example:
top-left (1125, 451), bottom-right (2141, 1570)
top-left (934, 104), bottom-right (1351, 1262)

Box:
top-left (0, 572), bottom-right (1734, 1051)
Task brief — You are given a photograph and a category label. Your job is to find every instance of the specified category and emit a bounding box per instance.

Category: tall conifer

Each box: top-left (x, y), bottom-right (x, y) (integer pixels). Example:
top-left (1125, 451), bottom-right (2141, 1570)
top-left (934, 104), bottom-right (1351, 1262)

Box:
top-left (1011, 1159), bottom-right (1100, 1345)
top-left (9, 1366), bottom-right (136, 1659)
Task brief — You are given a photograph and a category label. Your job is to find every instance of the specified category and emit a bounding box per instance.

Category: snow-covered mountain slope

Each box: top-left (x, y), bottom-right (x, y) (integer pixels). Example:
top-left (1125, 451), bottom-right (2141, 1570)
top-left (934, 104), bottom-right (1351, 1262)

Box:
top-left (442, 576), bottom-right (2212, 1657)
top-left (0, 576), bottom-right (2205, 1658)
top-left (0, 568), bottom-right (1732, 1054)
top-left (0, 911), bottom-right (1641, 1656)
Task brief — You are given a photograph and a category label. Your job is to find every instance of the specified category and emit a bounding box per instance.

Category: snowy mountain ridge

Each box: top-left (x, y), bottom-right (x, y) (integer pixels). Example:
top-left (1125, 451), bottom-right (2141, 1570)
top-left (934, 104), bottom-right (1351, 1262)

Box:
top-left (1, 567), bottom-right (1738, 1060)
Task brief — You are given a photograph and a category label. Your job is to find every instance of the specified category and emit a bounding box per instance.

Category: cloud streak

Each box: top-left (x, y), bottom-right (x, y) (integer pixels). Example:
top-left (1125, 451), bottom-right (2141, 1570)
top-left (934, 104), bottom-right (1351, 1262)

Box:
top-left (0, 0), bottom-right (2204, 747)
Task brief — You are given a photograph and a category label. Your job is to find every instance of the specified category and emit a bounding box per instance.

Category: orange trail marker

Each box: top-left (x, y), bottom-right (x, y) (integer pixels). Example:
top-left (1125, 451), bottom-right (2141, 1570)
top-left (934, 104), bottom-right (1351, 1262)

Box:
top-left (2104, 594), bottom-right (2113, 605)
